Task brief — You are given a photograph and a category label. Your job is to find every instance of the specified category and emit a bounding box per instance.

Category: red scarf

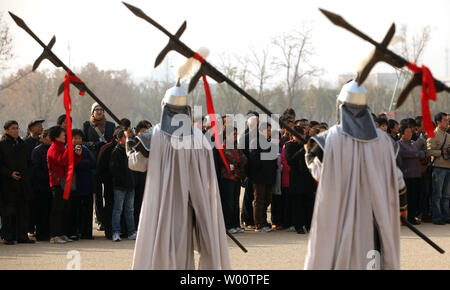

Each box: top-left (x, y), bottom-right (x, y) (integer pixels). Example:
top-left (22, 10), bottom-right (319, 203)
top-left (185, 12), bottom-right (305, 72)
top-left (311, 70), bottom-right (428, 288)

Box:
top-left (193, 53), bottom-right (231, 174)
top-left (407, 63), bottom-right (437, 138)
top-left (63, 70), bottom-right (85, 200)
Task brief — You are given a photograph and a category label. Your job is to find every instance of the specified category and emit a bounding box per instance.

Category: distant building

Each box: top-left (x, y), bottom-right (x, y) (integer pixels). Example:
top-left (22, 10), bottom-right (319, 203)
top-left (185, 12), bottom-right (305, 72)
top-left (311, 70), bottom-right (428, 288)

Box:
top-left (149, 56), bottom-right (176, 83)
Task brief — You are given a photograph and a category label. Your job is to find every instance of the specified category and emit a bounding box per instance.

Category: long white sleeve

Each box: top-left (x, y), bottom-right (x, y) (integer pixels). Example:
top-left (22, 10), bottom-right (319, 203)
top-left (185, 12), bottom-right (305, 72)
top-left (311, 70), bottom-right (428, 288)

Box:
top-left (127, 150), bottom-right (148, 172)
top-left (307, 156), bottom-right (323, 182)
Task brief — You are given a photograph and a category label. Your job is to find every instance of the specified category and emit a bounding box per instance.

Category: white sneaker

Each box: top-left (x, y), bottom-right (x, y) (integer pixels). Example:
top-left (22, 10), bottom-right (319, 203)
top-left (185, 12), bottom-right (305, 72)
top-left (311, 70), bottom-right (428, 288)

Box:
top-left (228, 228), bottom-right (238, 234)
top-left (128, 232), bottom-right (137, 240)
top-left (255, 226), bottom-right (273, 232)
top-left (50, 236), bottom-right (67, 244)
top-left (112, 233), bottom-right (121, 242)
top-left (60, 235), bottom-right (73, 242)
top-left (234, 227), bottom-right (245, 233)
top-left (287, 226), bottom-right (296, 232)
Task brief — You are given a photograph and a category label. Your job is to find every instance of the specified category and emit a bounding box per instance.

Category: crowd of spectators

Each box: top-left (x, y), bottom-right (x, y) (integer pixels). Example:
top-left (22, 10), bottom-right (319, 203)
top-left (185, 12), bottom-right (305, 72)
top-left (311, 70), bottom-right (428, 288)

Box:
top-left (0, 103), bottom-right (449, 246)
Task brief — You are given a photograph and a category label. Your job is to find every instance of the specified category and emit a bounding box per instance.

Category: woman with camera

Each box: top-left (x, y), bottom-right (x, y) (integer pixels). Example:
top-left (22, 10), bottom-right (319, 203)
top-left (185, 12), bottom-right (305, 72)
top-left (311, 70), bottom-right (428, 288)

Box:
top-left (47, 126), bottom-right (82, 244)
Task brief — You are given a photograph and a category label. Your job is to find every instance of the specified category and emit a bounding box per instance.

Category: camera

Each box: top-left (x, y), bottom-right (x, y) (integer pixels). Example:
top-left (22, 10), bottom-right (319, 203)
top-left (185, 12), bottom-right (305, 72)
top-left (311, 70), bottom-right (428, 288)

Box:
top-left (444, 146), bottom-right (450, 160)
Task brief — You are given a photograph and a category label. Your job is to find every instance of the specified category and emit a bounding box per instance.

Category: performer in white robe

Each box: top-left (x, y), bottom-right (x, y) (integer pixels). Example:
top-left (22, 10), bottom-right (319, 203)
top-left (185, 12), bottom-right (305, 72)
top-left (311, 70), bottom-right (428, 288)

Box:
top-left (127, 82), bottom-right (231, 270)
top-left (304, 80), bottom-right (406, 270)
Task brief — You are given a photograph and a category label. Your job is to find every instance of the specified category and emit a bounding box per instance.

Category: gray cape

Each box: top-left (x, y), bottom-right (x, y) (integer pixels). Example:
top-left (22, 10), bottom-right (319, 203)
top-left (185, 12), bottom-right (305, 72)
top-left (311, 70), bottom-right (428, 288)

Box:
top-left (132, 124), bottom-right (231, 269)
top-left (305, 125), bottom-right (401, 270)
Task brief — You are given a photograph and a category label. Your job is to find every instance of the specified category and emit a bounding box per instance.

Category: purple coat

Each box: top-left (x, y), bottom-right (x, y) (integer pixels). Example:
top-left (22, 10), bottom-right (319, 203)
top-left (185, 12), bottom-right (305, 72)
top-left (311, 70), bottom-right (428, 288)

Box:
top-left (398, 139), bottom-right (425, 179)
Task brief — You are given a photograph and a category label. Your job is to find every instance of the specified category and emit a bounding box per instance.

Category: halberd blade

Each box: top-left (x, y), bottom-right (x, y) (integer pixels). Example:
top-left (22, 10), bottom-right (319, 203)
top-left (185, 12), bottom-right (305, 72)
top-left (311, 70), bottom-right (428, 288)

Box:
top-left (395, 73), bottom-right (422, 109)
top-left (32, 36), bottom-right (57, 71)
top-left (188, 68), bottom-right (203, 93)
top-left (154, 21), bottom-right (187, 68)
top-left (357, 23), bottom-right (396, 85)
top-left (8, 12), bottom-right (28, 30)
top-left (122, 2), bottom-right (146, 19)
top-left (57, 78), bottom-right (88, 96)
top-left (319, 8), bottom-right (380, 48)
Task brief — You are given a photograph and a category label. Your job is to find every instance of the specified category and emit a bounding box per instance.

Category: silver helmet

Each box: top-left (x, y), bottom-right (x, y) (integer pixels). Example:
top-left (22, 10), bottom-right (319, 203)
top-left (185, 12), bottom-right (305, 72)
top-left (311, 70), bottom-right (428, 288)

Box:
top-left (160, 82), bottom-right (192, 137)
top-left (337, 80), bottom-right (378, 142)
top-left (161, 84), bottom-right (188, 107)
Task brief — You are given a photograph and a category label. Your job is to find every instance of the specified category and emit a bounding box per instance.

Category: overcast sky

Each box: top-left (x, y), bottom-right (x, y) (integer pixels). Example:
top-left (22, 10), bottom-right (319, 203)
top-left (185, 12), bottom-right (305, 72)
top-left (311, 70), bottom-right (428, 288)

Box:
top-left (1, 0), bottom-right (449, 85)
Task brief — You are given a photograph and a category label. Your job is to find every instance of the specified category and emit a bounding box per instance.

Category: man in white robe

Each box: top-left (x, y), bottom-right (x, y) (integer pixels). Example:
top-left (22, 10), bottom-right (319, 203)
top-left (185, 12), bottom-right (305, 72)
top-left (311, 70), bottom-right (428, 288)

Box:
top-left (304, 80), bottom-right (407, 270)
top-left (127, 84), bottom-right (231, 270)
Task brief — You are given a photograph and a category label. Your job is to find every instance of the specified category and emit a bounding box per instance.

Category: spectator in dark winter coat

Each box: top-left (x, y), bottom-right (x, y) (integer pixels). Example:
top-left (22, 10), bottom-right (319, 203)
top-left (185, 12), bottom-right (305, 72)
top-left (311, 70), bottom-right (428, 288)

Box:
top-left (284, 125), bottom-right (316, 234)
top-left (132, 120), bottom-right (152, 228)
top-left (68, 129), bottom-right (96, 240)
top-left (47, 126), bottom-right (82, 244)
top-left (24, 119), bottom-right (45, 235)
top-left (0, 121), bottom-right (34, 245)
top-left (238, 113), bottom-right (259, 229)
top-left (248, 122), bottom-right (277, 232)
top-left (31, 129), bottom-right (52, 241)
top-left (109, 129), bottom-right (136, 242)
top-left (83, 103), bottom-right (115, 232)
top-left (398, 125), bottom-right (426, 225)
top-left (96, 127), bottom-right (120, 239)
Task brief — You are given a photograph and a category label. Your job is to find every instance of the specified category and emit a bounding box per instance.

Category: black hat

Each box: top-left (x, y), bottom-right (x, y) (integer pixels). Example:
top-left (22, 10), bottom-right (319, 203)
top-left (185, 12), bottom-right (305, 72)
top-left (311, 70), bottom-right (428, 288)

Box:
top-left (27, 119), bottom-right (45, 130)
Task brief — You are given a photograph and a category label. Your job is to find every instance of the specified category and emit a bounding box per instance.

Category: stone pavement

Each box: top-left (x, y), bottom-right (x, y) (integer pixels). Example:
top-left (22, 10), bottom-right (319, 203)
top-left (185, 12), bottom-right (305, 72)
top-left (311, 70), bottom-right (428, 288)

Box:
top-left (1, 222), bottom-right (449, 270)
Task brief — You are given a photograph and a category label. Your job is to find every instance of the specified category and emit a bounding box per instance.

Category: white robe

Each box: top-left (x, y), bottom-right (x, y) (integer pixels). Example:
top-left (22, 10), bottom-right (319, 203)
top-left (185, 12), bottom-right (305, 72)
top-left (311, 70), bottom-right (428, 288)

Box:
top-left (131, 124), bottom-right (231, 270)
top-left (305, 125), bottom-right (401, 270)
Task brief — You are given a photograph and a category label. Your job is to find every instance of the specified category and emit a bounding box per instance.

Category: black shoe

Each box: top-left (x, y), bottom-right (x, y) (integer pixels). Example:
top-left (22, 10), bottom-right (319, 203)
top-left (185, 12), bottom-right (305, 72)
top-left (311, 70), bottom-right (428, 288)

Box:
top-left (80, 235), bottom-right (94, 240)
top-left (408, 220), bottom-right (421, 225)
top-left (4, 240), bottom-right (15, 245)
top-left (97, 224), bottom-right (105, 231)
top-left (296, 228), bottom-right (306, 234)
top-left (433, 221), bottom-right (446, 225)
top-left (17, 238), bottom-right (36, 244)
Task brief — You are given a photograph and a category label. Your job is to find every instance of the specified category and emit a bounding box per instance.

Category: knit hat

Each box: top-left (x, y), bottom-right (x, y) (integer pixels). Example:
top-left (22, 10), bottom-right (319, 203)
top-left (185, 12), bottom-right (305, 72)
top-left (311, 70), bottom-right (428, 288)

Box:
top-left (91, 102), bottom-right (101, 115)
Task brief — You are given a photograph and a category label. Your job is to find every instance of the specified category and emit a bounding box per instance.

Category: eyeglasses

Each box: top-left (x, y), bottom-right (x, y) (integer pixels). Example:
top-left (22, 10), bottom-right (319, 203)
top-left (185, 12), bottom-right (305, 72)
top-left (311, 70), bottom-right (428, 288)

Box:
top-left (94, 108), bottom-right (104, 112)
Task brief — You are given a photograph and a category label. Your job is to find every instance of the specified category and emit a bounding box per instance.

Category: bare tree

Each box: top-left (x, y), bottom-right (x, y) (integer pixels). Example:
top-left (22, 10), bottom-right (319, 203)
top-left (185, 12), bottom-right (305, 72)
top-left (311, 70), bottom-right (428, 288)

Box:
top-left (248, 46), bottom-right (272, 104)
top-left (394, 25), bottom-right (432, 116)
top-left (271, 25), bottom-right (320, 108)
top-left (214, 53), bottom-right (243, 114)
top-left (0, 14), bottom-right (13, 70)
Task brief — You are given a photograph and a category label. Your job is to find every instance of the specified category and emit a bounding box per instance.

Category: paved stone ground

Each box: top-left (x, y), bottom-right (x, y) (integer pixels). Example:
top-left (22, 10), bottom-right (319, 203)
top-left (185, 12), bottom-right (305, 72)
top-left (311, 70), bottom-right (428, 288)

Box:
top-left (1, 222), bottom-right (449, 270)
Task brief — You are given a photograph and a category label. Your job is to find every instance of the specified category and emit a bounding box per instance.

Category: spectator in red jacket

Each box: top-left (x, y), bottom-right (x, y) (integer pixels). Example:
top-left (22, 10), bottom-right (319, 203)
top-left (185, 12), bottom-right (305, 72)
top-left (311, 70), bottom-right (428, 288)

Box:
top-left (47, 126), bottom-right (82, 244)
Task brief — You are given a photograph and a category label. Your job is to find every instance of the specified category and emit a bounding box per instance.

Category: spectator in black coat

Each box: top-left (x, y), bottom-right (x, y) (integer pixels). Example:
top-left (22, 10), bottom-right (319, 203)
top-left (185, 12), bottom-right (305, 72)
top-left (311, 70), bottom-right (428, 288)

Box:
top-left (0, 120), bottom-right (35, 245)
top-left (284, 125), bottom-right (316, 234)
top-left (109, 129), bottom-right (136, 242)
top-left (132, 121), bottom-right (152, 228)
top-left (238, 113), bottom-right (259, 228)
top-left (83, 103), bottom-right (115, 232)
top-left (31, 129), bottom-right (52, 241)
top-left (248, 122), bottom-right (277, 232)
top-left (24, 119), bottom-right (45, 235)
top-left (97, 127), bottom-right (120, 239)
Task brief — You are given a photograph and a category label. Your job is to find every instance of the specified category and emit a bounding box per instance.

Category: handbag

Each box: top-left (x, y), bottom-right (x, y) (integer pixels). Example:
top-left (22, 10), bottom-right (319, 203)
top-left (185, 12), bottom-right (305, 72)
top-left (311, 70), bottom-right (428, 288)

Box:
top-left (50, 169), bottom-right (77, 192)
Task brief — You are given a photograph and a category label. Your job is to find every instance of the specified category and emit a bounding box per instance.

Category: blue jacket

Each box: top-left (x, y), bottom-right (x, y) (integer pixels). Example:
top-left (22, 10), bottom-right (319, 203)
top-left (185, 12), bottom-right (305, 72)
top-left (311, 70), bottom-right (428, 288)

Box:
top-left (73, 145), bottom-right (96, 196)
